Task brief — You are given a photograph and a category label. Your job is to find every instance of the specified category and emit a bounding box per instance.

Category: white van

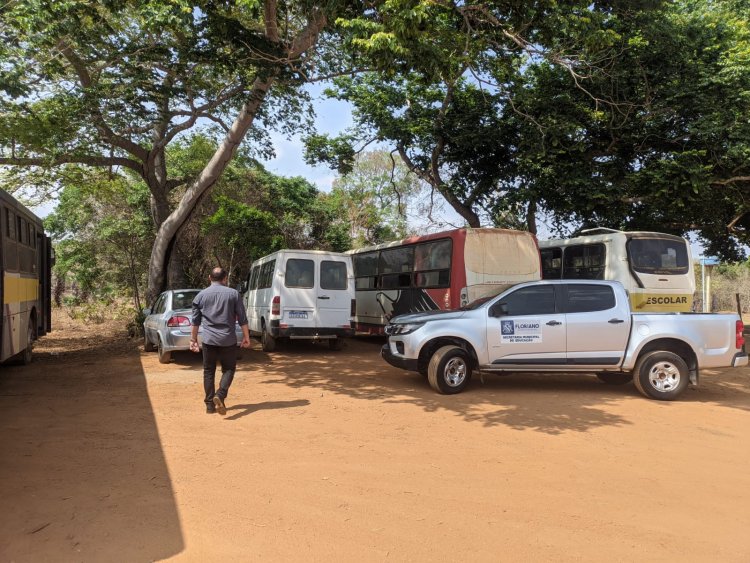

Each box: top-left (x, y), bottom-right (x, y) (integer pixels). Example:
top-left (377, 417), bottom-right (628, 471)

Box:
top-left (243, 250), bottom-right (355, 351)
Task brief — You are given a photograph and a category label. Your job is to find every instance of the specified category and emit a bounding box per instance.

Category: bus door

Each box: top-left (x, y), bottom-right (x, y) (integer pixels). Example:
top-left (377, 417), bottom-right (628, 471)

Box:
top-left (377, 246), bottom-right (414, 321)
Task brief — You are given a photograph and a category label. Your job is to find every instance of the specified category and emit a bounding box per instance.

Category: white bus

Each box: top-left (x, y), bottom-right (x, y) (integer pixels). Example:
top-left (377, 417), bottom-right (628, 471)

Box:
top-left (538, 228), bottom-right (695, 312)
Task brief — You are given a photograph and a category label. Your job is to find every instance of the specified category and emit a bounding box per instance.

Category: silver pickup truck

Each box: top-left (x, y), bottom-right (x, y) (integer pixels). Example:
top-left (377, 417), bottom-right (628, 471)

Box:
top-left (381, 280), bottom-right (747, 400)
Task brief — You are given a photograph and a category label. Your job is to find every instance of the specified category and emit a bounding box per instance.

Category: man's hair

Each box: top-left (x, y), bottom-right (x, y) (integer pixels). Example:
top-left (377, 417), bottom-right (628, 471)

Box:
top-left (209, 267), bottom-right (228, 282)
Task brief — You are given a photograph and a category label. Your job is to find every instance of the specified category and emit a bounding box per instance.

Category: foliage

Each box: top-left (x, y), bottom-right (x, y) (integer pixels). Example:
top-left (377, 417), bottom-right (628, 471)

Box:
top-left (309, 0), bottom-right (640, 229)
top-left (45, 170), bottom-right (153, 310)
top-left (504, 0), bottom-right (750, 259)
top-left (0, 0), bottom-right (347, 300)
top-left (323, 150), bottom-right (423, 247)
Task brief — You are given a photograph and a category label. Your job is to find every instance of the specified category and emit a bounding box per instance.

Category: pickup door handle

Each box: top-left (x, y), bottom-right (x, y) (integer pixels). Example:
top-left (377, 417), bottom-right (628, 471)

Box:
top-left (546, 320), bottom-right (562, 326)
top-left (608, 318), bottom-right (625, 324)
top-left (318, 296), bottom-right (330, 300)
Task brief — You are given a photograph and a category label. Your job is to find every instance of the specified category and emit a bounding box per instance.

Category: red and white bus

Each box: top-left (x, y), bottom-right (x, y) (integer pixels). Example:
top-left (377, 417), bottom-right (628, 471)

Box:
top-left (349, 228), bottom-right (541, 334)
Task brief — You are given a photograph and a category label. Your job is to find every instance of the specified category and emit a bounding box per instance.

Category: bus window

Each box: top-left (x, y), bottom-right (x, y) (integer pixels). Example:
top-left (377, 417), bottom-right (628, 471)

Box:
top-left (541, 248), bottom-right (562, 279)
top-left (414, 239), bottom-right (451, 288)
top-left (379, 246), bottom-right (413, 289)
top-left (6, 209), bottom-right (16, 240)
top-left (379, 246), bottom-right (414, 274)
top-left (354, 251), bottom-right (378, 290)
top-left (628, 238), bottom-right (689, 275)
top-left (259, 260), bottom-right (276, 289)
top-left (249, 265), bottom-right (260, 290)
top-left (563, 244), bottom-right (606, 279)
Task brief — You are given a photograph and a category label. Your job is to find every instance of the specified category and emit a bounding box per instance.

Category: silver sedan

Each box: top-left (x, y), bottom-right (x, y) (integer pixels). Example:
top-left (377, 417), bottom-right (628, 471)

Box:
top-left (143, 289), bottom-right (244, 363)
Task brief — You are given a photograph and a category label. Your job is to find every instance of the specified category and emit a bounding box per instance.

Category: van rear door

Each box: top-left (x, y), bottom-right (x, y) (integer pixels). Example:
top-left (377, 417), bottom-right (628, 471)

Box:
top-left (317, 258), bottom-right (351, 330)
top-left (281, 256), bottom-right (317, 331)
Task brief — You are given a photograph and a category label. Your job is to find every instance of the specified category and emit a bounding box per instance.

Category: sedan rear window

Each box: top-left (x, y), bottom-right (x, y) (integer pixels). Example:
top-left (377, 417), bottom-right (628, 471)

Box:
top-left (173, 291), bottom-right (200, 310)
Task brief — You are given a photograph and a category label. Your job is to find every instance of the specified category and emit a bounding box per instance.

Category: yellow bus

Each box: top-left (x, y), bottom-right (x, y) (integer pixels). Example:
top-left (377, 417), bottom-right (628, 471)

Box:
top-left (0, 190), bottom-right (53, 363)
top-left (539, 228), bottom-right (695, 312)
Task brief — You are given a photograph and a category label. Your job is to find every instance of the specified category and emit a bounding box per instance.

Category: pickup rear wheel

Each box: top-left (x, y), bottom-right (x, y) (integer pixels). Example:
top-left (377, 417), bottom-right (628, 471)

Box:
top-left (427, 345), bottom-right (472, 394)
top-left (633, 351), bottom-right (689, 400)
top-left (596, 372), bottom-right (633, 385)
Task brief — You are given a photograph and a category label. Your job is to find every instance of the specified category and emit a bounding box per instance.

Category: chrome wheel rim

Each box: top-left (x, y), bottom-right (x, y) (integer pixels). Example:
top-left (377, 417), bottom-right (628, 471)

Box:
top-left (647, 361), bottom-right (681, 393)
top-left (444, 357), bottom-right (467, 387)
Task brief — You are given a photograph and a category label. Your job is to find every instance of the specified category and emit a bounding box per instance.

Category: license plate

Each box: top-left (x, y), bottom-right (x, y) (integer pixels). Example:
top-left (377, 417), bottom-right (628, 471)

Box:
top-left (288, 311), bottom-right (308, 319)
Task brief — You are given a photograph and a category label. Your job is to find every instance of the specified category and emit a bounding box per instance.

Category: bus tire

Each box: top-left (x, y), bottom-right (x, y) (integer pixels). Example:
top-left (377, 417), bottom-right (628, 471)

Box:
top-left (21, 322), bottom-right (34, 365)
top-left (144, 331), bottom-right (156, 352)
top-left (157, 338), bottom-right (172, 364)
top-left (595, 372), bottom-right (632, 385)
top-left (427, 345), bottom-right (471, 394)
top-left (328, 338), bottom-right (343, 351)
top-left (633, 351), bottom-right (689, 400)
top-left (261, 323), bottom-right (276, 352)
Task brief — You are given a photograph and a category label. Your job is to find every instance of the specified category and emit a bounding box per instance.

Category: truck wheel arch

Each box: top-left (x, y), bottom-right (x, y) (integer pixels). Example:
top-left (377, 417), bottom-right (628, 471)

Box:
top-left (634, 338), bottom-right (698, 385)
top-left (418, 337), bottom-right (479, 375)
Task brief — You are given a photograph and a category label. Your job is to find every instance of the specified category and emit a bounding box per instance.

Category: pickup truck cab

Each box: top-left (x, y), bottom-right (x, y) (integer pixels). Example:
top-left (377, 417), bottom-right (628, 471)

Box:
top-left (381, 280), bottom-right (747, 400)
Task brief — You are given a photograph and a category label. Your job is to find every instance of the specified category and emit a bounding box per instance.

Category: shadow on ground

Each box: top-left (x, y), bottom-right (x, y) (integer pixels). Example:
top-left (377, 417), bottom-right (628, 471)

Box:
top-left (249, 337), bottom-right (750, 434)
top-left (0, 326), bottom-right (183, 562)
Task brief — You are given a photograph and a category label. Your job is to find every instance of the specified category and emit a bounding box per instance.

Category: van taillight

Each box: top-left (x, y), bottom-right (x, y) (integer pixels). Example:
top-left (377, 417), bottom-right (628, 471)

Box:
top-left (272, 296), bottom-right (280, 316)
top-left (351, 299), bottom-right (356, 317)
top-left (167, 316), bottom-right (191, 327)
top-left (736, 320), bottom-right (744, 349)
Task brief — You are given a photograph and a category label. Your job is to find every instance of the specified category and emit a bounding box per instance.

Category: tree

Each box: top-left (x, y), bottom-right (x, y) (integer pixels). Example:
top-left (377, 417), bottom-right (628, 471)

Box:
top-left (45, 170), bottom-right (153, 311)
top-left (501, 0), bottom-right (750, 258)
top-left (307, 0), bottom-right (634, 232)
top-left (0, 1), bottom-right (344, 301)
top-left (323, 150), bottom-right (422, 246)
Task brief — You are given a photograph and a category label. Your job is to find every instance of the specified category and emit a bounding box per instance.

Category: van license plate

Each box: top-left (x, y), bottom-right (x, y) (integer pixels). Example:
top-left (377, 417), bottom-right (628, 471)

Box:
top-left (288, 311), bottom-right (308, 319)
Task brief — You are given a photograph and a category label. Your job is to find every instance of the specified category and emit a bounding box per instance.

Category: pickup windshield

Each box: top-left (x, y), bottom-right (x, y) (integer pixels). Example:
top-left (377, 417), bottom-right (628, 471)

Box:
top-left (460, 295), bottom-right (493, 310)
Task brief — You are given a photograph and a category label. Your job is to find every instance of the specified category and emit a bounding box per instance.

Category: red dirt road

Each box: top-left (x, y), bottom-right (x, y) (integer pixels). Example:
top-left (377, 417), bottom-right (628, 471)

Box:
top-left (1, 313), bottom-right (750, 562)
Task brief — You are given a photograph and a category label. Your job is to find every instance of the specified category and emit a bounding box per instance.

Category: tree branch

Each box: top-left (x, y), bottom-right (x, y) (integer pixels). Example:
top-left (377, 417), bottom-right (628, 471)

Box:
top-left (0, 154), bottom-right (143, 173)
top-left (56, 39), bottom-right (149, 161)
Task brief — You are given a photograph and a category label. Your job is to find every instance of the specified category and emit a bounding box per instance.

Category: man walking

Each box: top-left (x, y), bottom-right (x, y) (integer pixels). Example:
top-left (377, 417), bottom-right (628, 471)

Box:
top-left (190, 267), bottom-right (251, 415)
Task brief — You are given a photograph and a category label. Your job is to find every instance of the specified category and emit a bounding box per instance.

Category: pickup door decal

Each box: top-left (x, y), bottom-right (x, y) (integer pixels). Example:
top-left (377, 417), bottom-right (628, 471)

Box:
top-left (501, 319), bottom-right (542, 344)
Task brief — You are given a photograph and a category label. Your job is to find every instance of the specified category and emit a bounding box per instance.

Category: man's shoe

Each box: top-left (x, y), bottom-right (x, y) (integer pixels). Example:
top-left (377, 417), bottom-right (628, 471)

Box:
top-left (206, 404), bottom-right (216, 414)
top-left (213, 395), bottom-right (227, 415)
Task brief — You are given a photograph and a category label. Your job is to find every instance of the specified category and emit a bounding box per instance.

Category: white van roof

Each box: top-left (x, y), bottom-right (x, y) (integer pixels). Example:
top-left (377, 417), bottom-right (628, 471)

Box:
top-left (251, 249), bottom-right (352, 266)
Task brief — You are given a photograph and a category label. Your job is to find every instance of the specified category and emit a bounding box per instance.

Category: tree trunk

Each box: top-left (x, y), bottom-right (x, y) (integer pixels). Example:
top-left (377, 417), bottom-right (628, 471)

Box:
top-left (146, 79), bottom-right (274, 302)
top-left (526, 199), bottom-right (537, 235)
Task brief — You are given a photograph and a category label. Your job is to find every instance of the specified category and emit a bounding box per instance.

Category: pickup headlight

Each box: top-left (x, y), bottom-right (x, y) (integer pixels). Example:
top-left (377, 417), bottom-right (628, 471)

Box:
top-left (387, 322), bottom-right (425, 335)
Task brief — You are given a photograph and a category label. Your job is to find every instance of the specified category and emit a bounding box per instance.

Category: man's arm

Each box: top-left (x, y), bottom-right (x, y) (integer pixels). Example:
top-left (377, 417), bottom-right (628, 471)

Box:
top-left (235, 291), bottom-right (251, 348)
top-left (190, 294), bottom-right (202, 353)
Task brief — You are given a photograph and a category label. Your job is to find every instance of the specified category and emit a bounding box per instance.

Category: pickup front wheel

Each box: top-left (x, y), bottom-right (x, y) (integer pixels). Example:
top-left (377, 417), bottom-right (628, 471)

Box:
top-left (633, 351), bottom-right (689, 400)
top-left (427, 345), bottom-right (472, 394)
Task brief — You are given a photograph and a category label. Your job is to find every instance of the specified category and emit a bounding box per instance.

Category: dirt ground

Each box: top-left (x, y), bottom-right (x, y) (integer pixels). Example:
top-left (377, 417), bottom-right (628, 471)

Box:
top-left (1, 311), bottom-right (750, 562)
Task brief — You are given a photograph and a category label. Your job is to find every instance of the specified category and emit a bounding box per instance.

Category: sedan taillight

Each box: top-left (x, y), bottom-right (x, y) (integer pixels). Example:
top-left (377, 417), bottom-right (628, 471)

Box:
top-left (736, 320), bottom-right (745, 350)
top-left (167, 316), bottom-right (191, 327)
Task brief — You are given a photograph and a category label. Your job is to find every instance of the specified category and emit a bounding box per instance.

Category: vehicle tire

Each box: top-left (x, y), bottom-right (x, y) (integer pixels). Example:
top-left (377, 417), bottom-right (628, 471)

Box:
top-left (427, 345), bottom-right (472, 394)
top-left (328, 338), bottom-right (344, 351)
top-left (157, 338), bottom-right (172, 364)
top-left (633, 350), bottom-right (689, 400)
top-left (261, 323), bottom-right (276, 352)
top-left (595, 372), bottom-right (633, 385)
top-left (144, 331), bottom-right (156, 352)
top-left (20, 322), bottom-right (34, 365)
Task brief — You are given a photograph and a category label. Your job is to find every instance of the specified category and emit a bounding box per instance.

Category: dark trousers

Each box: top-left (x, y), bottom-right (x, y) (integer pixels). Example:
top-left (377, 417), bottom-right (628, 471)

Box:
top-left (202, 344), bottom-right (237, 406)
